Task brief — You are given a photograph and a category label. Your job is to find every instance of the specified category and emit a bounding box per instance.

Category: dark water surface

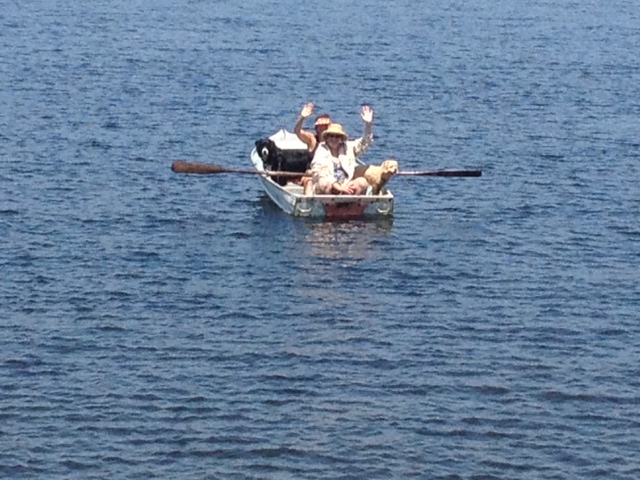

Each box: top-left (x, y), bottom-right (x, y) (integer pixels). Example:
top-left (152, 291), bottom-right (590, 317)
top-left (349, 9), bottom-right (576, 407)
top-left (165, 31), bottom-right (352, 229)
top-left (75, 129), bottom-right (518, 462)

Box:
top-left (2, 1), bottom-right (640, 478)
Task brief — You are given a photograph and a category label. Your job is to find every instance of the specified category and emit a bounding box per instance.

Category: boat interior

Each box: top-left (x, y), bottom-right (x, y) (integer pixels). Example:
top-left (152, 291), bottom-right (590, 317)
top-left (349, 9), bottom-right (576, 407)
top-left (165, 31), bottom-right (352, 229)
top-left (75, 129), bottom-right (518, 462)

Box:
top-left (257, 141), bottom-right (393, 198)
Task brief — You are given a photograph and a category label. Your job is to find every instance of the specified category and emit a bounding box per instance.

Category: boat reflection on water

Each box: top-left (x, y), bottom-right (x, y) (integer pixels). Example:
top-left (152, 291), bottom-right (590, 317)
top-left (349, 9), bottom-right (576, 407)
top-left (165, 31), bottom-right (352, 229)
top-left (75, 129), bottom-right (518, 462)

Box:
top-left (301, 218), bottom-right (394, 263)
top-left (294, 219), bottom-right (395, 313)
top-left (248, 198), bottom-right (395, 312)
top-left (249, 192), bottom-right (394, 266)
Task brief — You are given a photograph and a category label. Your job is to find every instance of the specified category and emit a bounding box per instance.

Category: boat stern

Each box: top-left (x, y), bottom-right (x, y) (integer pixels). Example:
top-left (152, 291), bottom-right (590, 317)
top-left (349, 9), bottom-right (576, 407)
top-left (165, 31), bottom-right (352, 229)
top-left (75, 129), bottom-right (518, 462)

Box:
top-left (294, 193), bottom-right (394, 219)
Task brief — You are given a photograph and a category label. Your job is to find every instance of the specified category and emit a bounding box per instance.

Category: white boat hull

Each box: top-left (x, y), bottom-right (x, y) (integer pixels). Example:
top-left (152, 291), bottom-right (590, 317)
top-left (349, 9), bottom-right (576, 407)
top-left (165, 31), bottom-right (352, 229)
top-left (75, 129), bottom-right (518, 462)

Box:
top-left (251, 130), bottom-right (394, 219)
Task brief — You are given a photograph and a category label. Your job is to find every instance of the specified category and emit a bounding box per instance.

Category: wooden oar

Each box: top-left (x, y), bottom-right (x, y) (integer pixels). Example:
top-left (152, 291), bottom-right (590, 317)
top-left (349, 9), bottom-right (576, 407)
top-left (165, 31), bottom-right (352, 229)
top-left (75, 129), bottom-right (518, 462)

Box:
top-left (396, 169), bottom-right (482, 177)
top-left (171, 161), bottom-right (482, 178)
top-left (171, 161), bottom-right (309, 177)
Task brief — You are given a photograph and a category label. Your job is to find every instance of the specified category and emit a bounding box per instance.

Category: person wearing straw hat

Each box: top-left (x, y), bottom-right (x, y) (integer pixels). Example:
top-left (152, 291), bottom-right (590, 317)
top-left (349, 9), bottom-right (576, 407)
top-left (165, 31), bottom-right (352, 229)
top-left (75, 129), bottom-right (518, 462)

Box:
top-left (305, 105), bottom-right (374, 196)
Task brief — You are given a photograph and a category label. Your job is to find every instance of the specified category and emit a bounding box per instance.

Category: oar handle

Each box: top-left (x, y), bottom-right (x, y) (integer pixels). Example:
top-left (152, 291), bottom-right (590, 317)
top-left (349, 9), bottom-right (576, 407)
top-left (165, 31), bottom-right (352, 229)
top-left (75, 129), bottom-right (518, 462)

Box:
top-left (171, 161), bottom-right (310, 177)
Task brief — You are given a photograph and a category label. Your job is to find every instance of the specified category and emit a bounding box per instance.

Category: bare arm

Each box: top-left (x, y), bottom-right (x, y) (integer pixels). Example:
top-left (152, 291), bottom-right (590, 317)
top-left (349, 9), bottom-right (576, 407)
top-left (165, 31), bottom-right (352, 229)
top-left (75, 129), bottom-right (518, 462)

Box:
top-left (294, 102), bottom-right (317, 151)
top-left (353, 105), bottom-right (374, 156)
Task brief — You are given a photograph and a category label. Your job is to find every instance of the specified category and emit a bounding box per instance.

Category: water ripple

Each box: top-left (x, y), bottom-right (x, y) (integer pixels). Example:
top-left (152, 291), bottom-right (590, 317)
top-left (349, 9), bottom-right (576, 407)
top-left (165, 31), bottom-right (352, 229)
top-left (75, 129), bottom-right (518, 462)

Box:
top-left (2, 0), bottom-right (640, 478)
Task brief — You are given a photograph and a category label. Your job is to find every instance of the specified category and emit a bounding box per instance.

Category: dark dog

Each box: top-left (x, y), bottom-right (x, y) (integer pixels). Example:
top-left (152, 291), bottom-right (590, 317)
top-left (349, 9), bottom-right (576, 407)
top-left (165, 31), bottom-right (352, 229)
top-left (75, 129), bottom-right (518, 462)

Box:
top-left (255, 138), bottom-right (310, 186)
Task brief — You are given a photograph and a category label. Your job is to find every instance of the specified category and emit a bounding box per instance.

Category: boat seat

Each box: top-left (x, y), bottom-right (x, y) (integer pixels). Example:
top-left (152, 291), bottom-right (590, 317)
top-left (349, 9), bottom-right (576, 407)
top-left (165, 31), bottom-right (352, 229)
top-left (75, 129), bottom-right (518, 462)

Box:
top-left (285, 184), bottom-right (305, 194)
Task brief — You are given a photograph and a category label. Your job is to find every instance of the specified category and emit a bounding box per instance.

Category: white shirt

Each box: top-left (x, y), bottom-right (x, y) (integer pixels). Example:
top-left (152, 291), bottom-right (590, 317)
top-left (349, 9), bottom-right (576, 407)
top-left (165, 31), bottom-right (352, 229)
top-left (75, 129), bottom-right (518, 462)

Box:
top-left (310, 133), bottom-right (373, 185)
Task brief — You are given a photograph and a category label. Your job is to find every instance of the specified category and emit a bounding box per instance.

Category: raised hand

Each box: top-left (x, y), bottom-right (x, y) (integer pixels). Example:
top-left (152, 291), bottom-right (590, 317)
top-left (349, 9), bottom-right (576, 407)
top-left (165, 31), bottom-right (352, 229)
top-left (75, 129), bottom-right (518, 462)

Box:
top-left (300, 102), bottom-right (315, 119)
top-left (361, 105), bottom-right (374, 124)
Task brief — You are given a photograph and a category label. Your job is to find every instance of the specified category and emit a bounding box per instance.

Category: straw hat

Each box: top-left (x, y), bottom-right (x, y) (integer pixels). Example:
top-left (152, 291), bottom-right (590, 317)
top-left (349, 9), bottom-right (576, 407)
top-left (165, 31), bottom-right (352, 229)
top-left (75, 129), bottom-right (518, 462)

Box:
top-left (321, 123), bottom-right (348, 141)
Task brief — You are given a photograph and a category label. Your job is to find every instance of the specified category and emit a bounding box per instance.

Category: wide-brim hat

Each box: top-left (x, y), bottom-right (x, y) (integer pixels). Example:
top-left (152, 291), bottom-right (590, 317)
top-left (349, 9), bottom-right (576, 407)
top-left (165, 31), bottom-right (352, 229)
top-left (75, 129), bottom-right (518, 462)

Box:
top-left (321, 123), bottom-right (348, 141)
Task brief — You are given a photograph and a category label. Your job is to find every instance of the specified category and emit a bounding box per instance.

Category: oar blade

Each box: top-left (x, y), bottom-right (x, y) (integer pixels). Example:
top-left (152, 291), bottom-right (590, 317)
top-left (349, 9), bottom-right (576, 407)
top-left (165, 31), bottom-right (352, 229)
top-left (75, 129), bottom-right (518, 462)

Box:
top-left (171, 161), bottom-right (310, 177)
top-left (397, 169), bottom-right (482, 177)
top-left (171, 161), bottom-right (226, 174)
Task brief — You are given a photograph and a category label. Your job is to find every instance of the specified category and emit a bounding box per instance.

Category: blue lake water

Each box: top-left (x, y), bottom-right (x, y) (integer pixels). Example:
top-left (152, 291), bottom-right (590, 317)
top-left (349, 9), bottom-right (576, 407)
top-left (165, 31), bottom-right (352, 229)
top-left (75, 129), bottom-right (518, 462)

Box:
top-left (1, 1), bottom-right (640, 478)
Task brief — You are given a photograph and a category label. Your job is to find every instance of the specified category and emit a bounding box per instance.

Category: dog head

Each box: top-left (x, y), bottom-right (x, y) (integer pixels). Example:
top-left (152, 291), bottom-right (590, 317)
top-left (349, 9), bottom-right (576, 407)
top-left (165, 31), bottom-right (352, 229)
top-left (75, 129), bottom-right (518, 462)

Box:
top-left (254, 138), bottom-right (279, 168)
top-left (380, 159), bottom-right (399, 178)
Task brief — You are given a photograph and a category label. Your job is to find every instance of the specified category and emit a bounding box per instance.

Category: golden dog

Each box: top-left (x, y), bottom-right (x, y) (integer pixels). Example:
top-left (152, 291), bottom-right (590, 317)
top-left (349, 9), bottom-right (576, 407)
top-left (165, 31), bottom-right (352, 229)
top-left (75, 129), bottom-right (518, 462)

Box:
top-left (354, 159), bottom-right (399, 195)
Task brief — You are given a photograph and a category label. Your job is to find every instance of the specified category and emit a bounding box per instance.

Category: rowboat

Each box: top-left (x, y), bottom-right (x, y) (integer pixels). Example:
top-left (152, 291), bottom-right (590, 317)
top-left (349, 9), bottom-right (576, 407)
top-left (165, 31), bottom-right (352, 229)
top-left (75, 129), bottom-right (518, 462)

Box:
top-left (249, 129), bottom-right (394, 219)
top-left (171, 133), bottom-right (479, 214)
